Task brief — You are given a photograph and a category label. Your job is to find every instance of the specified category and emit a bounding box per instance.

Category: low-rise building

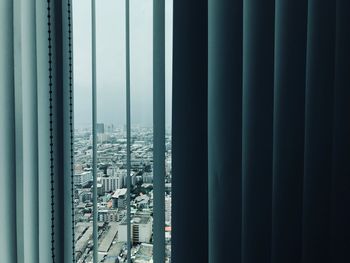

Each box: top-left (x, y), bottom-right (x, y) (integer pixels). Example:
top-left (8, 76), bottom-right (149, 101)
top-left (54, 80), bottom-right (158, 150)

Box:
top-left (100, 174), bottom-right (123, 192)
top-left (98, 209), bottom-right (119, 222)
top-left (74, 171), bottom-right (92, 187)
top-left (118, 212), bottom-right (153, 244)
top-left (111, 188), bottom-right (127, 209)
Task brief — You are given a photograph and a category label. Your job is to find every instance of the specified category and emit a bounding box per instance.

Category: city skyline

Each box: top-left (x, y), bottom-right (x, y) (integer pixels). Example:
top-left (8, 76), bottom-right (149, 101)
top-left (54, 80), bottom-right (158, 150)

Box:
top-left (73, 0), bottom-right (173, 128)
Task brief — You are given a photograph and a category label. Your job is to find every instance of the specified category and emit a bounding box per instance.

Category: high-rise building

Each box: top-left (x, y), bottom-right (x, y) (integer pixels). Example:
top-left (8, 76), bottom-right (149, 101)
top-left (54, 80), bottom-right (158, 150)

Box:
top-left (165, 194), bottom-right (172, 224)
top-left (99, 174), bottom-right (123, 192)
top-left (142, 172), bottom-right (153, 184)
top-left (111, 188), bottom-right (127, 209)
top-left (96, 123), bottom-right (105, 134)
top-left (74, 171), bottom-right (93, 187)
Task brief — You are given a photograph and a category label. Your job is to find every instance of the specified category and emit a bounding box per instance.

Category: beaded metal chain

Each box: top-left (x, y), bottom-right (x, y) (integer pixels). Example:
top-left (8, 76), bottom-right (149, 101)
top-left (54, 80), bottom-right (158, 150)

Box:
top-left (46, 0), bottom-right (55, 261)
top-left (67, 0), bottom-right (76, 261)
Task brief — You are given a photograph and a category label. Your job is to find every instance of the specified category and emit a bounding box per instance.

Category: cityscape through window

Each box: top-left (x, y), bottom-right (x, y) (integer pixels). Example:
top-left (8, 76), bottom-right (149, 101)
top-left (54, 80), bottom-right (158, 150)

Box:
top-left (72, 0), bottom-right (173, 262)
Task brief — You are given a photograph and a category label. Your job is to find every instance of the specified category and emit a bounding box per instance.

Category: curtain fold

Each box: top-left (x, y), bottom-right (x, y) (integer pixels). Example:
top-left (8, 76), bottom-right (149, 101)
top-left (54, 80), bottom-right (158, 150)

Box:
top-left (172, 0), bottom-right (208, 262)
top-left (0, 1), bottom-right (17, 262)
top-left (302, 1), bottom-right (336, 262)
top-left (331, 1), bottom-right (350, 261)
top-left (2, 0), bottom-right (350, 262)
top-left (174, 0), bottom-right (350, 262)
top-left (13, 0), bottom-right (39, 261)
top-left (0, 1), bottom-right (74, 262)
top-left (272, 0), bottom-right (307, 262)
top-left (241, 1), bottom-right (275, 262)
top-left (153, 0), bottom-right (166, 262)
top-left (208, 1), bottom-right (242, 262)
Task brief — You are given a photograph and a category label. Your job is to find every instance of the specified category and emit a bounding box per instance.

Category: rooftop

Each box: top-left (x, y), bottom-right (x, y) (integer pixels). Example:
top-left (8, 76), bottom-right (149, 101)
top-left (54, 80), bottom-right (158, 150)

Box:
top-left (112, 188), bottom-right (127, 198)
top-left (120, 213), bottom-right (152, 226)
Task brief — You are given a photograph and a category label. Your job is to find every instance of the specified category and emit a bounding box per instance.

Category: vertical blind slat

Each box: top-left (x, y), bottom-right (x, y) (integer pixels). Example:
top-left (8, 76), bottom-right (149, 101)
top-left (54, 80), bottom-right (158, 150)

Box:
top-left (53, 0), bottom-right (65, 261)
top-left (242, 1), bottom-right (275, 262)
top-left (172, 0), bottom-right (208, 262)
top-left (36, 0), bottom-right (54, 260)
top-left (125, 1), bottom-right (132, 262)
top-left (271, 0), bottom-right (307, 262)
top-left (91, 0), bottom-right (98, 262)
top-left (21, 0), bottom-right (40, 261)
top-left (13, 0), bottom-right (25, 260)
top-left (62, 0), bottom-right (75, 261)
top-left (302, 1), bottom-right (336, 261)
top-left (208, 0), bottom-right (243, 262)
top-left (153, 0), bottom-right (166, 262)
top-left (0, 0), bottom-right (17, 262)
top-left (331, 1), bottom-right (350, 261)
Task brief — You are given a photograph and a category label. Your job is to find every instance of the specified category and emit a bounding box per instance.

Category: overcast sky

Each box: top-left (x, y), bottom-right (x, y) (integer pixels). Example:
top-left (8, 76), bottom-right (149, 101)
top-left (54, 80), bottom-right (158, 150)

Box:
top-left (73, 0), bottom-right (173, 128)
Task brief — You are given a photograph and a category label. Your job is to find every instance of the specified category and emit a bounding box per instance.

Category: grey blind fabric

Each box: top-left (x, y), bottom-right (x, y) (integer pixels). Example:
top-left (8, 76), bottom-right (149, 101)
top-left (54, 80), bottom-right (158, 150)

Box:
top-left (173, 0), bottom-right (350, 263)
top-left (0, 1), bottom-right (75, 262)
top-left (153, 0), bottom-right (166, 262)
top-left (90, 0), bottom-right (98, 262)
top-left (0, 1), bottom-right (17, 262)
top-left (172, 0), bottom-right (208, 262)
top-left (208, 1), bottom-right (243, 262)
top-left (124, 1), bottom-right (132, 262)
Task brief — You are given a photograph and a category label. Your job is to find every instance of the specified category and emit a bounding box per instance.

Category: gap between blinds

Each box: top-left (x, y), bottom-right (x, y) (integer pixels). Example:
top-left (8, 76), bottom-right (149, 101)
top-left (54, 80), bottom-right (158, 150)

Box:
top-left (89, 1), bottom-right (166, 262)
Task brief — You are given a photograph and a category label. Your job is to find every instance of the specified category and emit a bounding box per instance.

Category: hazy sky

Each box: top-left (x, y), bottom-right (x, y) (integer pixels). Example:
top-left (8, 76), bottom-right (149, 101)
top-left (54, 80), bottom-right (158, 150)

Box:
top-left (73, 0), bottom-right (173, 128)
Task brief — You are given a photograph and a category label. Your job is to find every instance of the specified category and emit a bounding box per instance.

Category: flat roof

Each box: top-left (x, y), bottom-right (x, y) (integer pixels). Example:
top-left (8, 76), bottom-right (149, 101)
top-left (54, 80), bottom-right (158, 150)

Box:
top-left (120, 213), bottom-right (151, 225)
top-left (75, 227), bottom-right (93, 252)
top-left (112, 188), bottom-right (127, 198)
top-left (99, 223), bottom-right (119, 252)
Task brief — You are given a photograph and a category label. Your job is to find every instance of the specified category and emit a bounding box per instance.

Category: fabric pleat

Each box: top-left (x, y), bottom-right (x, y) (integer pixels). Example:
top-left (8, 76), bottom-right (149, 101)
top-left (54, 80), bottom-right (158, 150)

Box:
top-left (0, 1), bottom-right (75, 262)
top-left (174, 0), bottom-right (350, 262)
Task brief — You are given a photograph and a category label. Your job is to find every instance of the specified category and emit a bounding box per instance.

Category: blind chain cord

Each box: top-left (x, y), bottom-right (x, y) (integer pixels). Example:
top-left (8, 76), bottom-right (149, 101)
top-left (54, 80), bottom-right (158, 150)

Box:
top-left (46, 0), bottom-right (55, 261)
top-left (67, 0), bottom-right (76, 261)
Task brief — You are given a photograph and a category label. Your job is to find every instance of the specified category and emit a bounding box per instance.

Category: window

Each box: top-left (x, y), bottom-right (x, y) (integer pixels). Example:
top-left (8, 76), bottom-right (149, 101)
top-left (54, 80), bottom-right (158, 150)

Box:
top-left (72, 0), bottom-right (172, 262)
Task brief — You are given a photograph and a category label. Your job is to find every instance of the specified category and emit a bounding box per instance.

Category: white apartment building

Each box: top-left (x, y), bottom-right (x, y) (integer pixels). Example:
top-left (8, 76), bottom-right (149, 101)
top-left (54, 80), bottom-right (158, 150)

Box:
top-left (112, 188), bottom-right (127, 209)
top-left (142, 172), bottom-right (153, 184)
top-left (97, 209), bottom-right (119, 222)
top-left (74, 171), bottom-right (93, 187)
top-left (99, 175), bottom-right (123, 192)
top-left (118, 213), bottom-right (153, 243)
top-left (165, 195), bottom-right (172, 224)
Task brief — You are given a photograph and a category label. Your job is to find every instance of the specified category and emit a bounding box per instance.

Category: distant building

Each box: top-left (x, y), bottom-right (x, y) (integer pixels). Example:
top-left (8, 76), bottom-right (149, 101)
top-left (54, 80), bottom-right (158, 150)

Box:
top-left (98, 133), bottom-right (109, 143)
top-left (98, 209), bottom-right (119, 222)
top-left (118, 213), bottom-right (153, 244)
top-left (74, 171), bottom-right (92, 187)
top-left (75, 226), bottom-right (93, 261)
top-left (79, 190), bottom-right (92, 203)
top-left (135, 194), bottom-right (150, 209)
top-left (111, 188), bottom-right (127, 209)
top-left (100, 174), bottom-right (123, 192)
top-left (106, 124), bottom-right (114, 133)
top-left (166, 158), bottom-right (171, 174)
top-left (102, 167), bottom-right (124, 191)
top-left (142, 172), bottom-right (153, 184)
top-left (97, 182), bottom-right (104, 196)
top-left (96, 123), bottom-right (105, 134)
top-left (134, 243), bottom-right (153, 263)
top-left (165, 195), bottom-right (171, 224)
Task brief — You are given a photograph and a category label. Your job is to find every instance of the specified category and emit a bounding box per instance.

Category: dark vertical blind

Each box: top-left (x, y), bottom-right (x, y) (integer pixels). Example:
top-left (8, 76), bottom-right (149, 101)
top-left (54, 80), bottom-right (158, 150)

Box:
top-left (173, 1), bottom-right (350, 263)
top-left (302, 1), bottom-right (336, 262)
top-left (208, 0), bottom-right (242, 262)
top-left (242, 1), bottom-right (275, 262)
top-left (172, 0), bottom-right (208, 262)
top-left (272, 0), bottom-right (307, 262)
top-left (331, 1), bottom-right (350, 262)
